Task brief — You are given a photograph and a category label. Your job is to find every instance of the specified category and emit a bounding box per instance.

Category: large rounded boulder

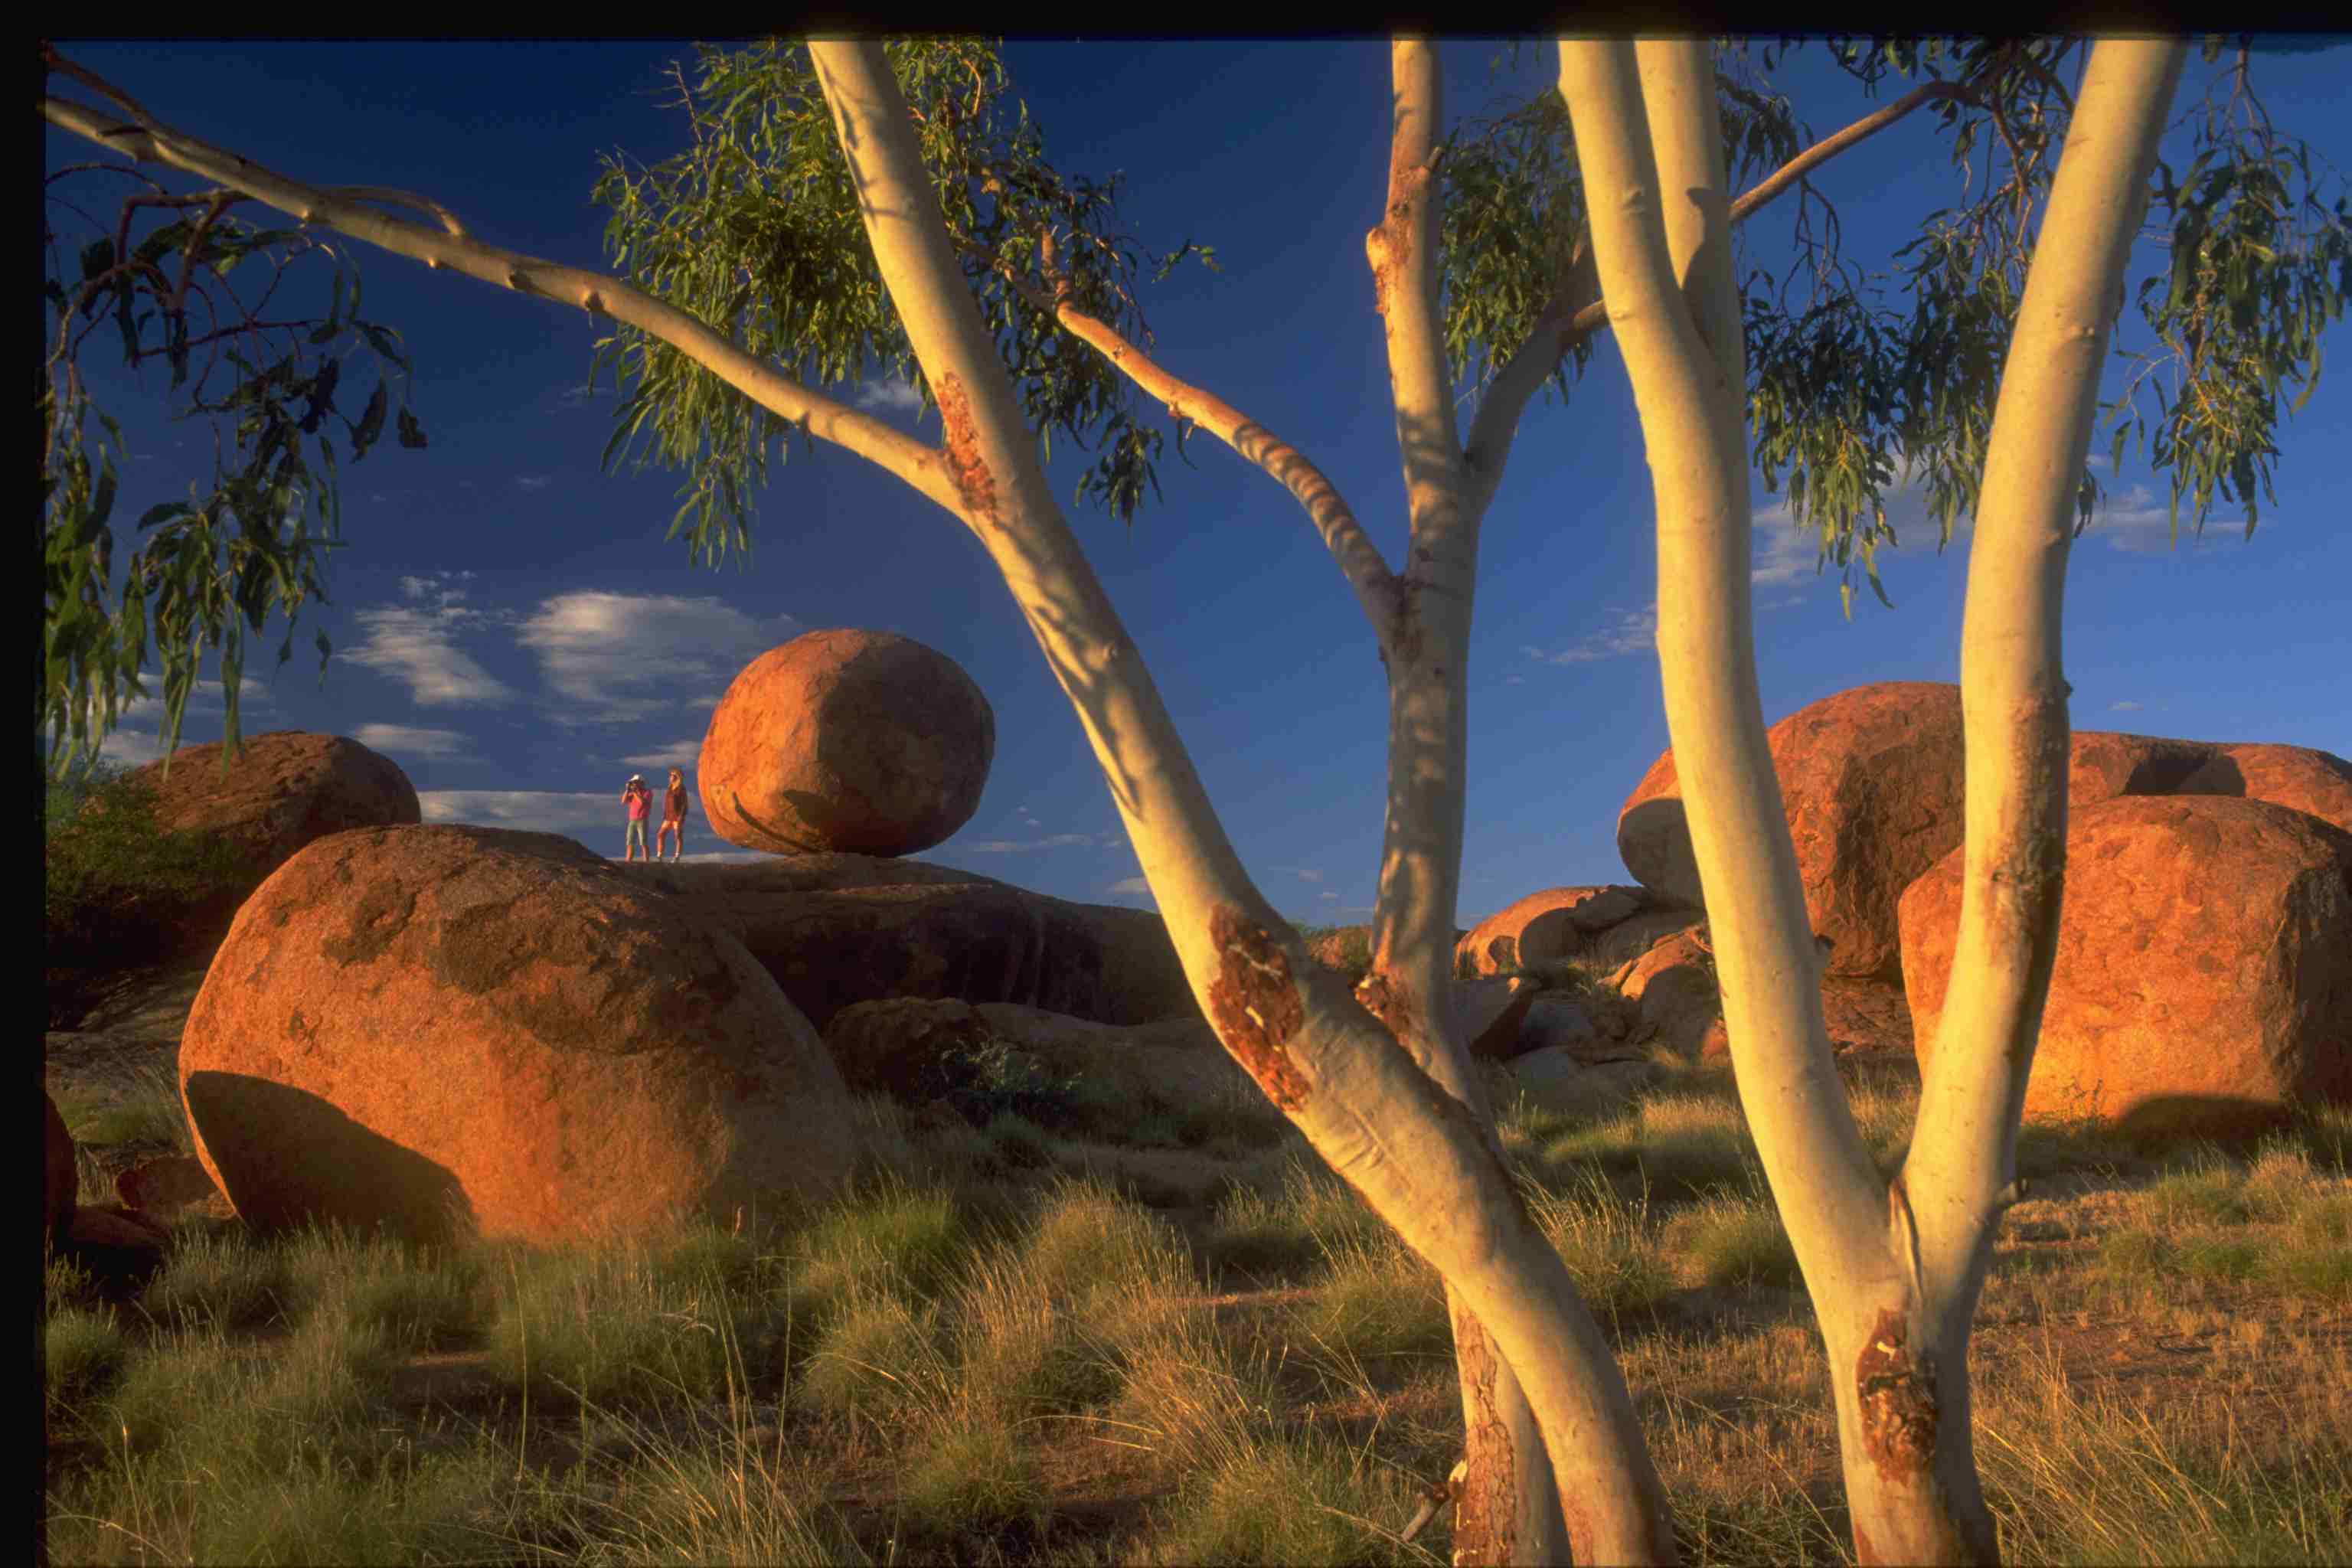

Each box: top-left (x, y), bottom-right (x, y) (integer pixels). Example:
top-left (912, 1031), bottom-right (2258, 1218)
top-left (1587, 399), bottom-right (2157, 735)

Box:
top-left (113, 730), bottom-right (420, 877)
top-left (1899, 796), bottom-right (2352, 1138)
top-left (2173, 741), bottom-right (2352, 835)
top-left (699, 629), bottom-right (994, 858)
top-left (1619, 683), bottom-right (1968, 978)
top-left (179, 826), bottom-right (861, 1245)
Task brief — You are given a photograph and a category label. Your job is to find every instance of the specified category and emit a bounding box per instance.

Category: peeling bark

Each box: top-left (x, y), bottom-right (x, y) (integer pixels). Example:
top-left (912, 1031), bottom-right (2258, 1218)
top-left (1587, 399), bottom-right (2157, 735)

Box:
top-left (1854, 1308), bottom-right (1940, 1484)
top-left (1203, 904), bottom-right (1312, 1111)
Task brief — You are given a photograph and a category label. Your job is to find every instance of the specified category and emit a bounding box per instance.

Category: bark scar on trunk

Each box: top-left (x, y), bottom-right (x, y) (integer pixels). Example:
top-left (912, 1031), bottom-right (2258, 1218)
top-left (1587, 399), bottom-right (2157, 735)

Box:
top-left (936, 372), bottom-right (997, 521)
top-left (1448, 1310), bottom-right (1516, 1566)
top-left (1204, 903), bottom-right (1310, 1111)
top-left (1854, 1305), bottom-right (1939, 1483)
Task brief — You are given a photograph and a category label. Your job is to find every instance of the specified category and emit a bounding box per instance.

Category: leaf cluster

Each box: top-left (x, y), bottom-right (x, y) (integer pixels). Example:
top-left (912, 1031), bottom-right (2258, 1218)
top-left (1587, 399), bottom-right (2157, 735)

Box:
top-left (1437, 38), bottom-right (2346, 615)
top-left (41, 174), bottom-right (430, 780)
top-left (590, 38), bottom-right (1218, 564)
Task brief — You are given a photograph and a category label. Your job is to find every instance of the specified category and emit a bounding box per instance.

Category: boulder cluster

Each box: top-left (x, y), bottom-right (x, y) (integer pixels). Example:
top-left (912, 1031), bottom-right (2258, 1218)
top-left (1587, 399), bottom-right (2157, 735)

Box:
top-left (48, 666), bottom-right (2346, 1269)
top-left (1468, 680), bottom-right (2347, 1138)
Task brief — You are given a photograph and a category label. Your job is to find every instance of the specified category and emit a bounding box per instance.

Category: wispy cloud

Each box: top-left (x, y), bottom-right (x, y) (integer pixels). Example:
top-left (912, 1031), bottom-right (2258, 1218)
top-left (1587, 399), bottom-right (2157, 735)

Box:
top-left (1106, 876), bottom-right (1153, 898)
top-left (1750, 499), bottom-right (1827, 590)
top-left (95, 727), bottom-right (168, 767)
top-left (1277, 866), bottom-right (1324, 884)
top-left (514, 474), bottom-right (555, 492)
top-left (854, 378), bottom-right (925, 416)
top-left (353, 724), bottom-right (473, 760)
top-left (2079, 482), bottom-right (2245, 554)
top-left (418, 790), bottom-right (614, 833)
top-left (514, 592), bottom-right (800, 725)
top-left (345, 603), bottom-right (518, 706)
top-left (557, 384), bottom-right (611, 409)
top-left (2109, 700), bottom-right (2145, 712)
top-left (117, 676), bottom-right (273, 725)
top-left (622, 739), bottom-right (705, 769)
top-left (965, 831), bottom-right (1117, 853)
top-left (1525, 604), bottom-right (1658, 666)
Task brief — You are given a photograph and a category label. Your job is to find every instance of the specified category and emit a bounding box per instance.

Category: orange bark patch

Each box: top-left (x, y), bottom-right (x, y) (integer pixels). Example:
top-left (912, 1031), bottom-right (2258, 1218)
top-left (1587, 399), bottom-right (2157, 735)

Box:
top-left (1449, 1309), bottom-right (1517, 1566)
top-left (1204, 904), bottom-right (1309, 1112)
top-left (935, 372), bottom-right (996, 520)
top-left (1353, 969), bottom-right (1416, 1044)
top-left (1854, 1307), bottom-right (1940, 1483)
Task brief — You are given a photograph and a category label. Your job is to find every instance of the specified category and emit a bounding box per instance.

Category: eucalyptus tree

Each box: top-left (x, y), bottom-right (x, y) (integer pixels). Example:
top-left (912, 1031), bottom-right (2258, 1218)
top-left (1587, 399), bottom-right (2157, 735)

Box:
top-left (41, 34), bottom-right (2347, 1566)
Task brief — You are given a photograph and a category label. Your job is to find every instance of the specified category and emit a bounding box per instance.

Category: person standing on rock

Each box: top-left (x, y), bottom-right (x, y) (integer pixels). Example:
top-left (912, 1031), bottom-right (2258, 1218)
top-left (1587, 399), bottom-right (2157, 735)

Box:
top-left (655, 766), bottom-right (690, 862)
top-left (621, 773), bottom-right (653, 861)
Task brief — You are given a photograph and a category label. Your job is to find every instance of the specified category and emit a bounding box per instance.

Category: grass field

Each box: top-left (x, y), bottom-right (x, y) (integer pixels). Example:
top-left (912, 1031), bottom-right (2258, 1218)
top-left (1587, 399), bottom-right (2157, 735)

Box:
top-left (42, 1043), bottom-right (2352, 1566)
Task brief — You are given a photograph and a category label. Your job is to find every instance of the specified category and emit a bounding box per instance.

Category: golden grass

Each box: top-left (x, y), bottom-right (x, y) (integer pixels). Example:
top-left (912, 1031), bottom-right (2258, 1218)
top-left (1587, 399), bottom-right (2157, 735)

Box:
top-left (42, 1060), bottom-right (2352, 1565)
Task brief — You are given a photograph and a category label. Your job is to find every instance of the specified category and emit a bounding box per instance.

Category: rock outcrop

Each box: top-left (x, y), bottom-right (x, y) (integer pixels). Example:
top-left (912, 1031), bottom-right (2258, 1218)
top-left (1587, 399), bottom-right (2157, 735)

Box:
top-left (610, 857), bottom-right (1196, 1032)
top-left (1455, 885), bottom-right (1664, 977)
top-left (2172, 741), bottom-right (2352, 835)
top-left (1899, 796), bottom-right (2352, 1138)
top-left (179, 825), bottom-right (861, 1245)
top-left (698, 629), bottom-right (995, 858)
top-left (110, 730), bottom-right (420, 878)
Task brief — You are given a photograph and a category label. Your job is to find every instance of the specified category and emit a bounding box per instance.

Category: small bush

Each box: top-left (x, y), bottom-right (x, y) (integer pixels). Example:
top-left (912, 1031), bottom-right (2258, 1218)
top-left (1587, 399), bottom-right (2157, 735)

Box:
top-left (1670, 1197), bottom-right (1803, 1292)
top-left (900, 1417), bottom-right (1044, 1541)
top-left (44, 1305), bottom-right (127, 1413)
top-left (1292, 1236), bottom-right (1450, 1365)
top-left (800, 1290), bottom-right (949, 1422)
top-left (44, 753), bottom-right (253, 970)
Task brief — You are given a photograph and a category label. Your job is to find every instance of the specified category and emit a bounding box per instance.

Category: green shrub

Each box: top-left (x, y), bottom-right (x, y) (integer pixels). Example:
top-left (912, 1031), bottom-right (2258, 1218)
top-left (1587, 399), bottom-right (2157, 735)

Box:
top-left (44, 753), bottom-right (253, 970)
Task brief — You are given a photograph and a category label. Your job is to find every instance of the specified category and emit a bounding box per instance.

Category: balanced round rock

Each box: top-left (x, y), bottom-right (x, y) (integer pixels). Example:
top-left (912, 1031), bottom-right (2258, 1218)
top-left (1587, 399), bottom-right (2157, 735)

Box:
top-left (179, 825), bottom-right (861, 1246)
top-left (699, 629), bottom-right (994, 858)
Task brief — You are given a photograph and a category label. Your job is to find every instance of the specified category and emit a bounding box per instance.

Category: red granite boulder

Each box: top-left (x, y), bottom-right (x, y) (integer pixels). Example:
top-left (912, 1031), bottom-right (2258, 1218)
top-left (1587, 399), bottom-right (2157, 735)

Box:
top-left (110, 730), bottom-right (420, 877)
top-left (2172, 741), bottom-right (2352, 835)
top-left (1455, 885), bottom-right (1648, 978)
top-left (1899, 796), bottom-right (2352, 1138)
top-left (698, 629), bottom-right (994, 858)
top-left (609, 857), bottom-right (1197, 1031)
top-left (179, 825), bottom-right (861, 1245)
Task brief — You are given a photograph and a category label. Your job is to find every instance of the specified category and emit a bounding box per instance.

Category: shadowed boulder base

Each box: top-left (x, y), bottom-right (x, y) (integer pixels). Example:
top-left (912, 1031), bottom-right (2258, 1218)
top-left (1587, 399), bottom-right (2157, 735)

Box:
top-left (607, 858), bottom-right (1197, 1032)
top-left (1615, 679), bottom-right (2344, 984)
top-left (110, 730), bottom-right (421, 877)
top-left (698, 629), bottom-right (995, 858)
top-left (1900, 796), bottom-right (2352, 1139)
top-left (45, 1088), bottom-right (76, 1245)
top-left (178, 825), bottom-right (861, 1246)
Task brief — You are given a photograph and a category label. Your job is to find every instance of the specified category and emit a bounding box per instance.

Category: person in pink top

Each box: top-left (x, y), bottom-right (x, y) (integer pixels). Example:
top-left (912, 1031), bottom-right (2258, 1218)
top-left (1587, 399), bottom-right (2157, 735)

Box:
top-left (620, 773), bottom-right (653, 861)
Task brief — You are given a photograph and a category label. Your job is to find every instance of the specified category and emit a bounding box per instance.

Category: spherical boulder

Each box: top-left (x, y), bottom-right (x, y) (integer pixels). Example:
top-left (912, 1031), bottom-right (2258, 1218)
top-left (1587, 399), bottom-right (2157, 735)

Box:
top-left (179, 825), bottom-right (861, 1246)
top-left (698, 630), bottom-right (994, 858)
top-left (1899, 796), bottom-right (2352, 1139)
top-left (110, 730), bottom-right (420, 877)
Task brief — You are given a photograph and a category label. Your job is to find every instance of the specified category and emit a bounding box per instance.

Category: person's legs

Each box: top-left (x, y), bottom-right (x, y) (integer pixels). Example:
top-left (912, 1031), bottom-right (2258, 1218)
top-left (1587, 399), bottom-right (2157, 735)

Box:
top-left (657, 821), bottom-right (681, 860)
top-left (626, 818), bottom-right (648, 860)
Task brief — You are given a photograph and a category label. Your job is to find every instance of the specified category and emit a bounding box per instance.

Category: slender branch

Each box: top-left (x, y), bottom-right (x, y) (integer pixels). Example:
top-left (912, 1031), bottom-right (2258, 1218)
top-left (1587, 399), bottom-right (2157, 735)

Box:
top-left (1001, 257), bottom-right (1403, 646)
top-left (1466, 78), bottom-right (1975, 480)
top-left (1367, 38), bottom-right (1465, 490)
top-left (41, 61), bottom-right (957, 517)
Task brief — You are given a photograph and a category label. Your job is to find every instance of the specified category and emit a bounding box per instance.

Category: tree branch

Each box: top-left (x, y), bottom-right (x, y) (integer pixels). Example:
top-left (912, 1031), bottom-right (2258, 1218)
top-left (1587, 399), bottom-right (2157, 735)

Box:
top-left (1001, 257), bottom-right (1403, 648)
top-left (1466, 78), bottom-right (1975, 482)
top-left (41, 59), bottom-right (959, 518)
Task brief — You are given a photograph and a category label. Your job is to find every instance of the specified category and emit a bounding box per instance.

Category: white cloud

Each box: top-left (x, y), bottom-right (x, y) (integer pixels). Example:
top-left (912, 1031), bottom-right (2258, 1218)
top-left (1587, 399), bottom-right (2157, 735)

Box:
top-left (1318, 890), bottom-right (1338, 900)
top-left (1106, 876), bottom-right (1152, 897)
top-left (345, 604), bottom-right (518, 706)
top-left (96, 727), bottom-right (167, 767)
top-left (1278, 867), bottom-right (1324, 884)
top-left (2109, 700), bottom-right (2145, 712)
top-left (965, 832), bottom-right (1111, 853)
top-left (514, 474), bottom-right (554, 492)
top-left (418, 790), bottom-right (615, 833)
top-left (854, 378), bottom-right (924, 416)
top-left (353, 724), bottom-right (473, 760)
top-left (117, 677), bottom-right (272, 724)
top-left (514, 592), bottom-right (800, 725)
top-left (1524, 604), bottom-right (1658, 666)
top-left (622, 739), bottom-right (705, 769)
top-left (1751, 499), bottom-right (1827, 590)
top-left (2079, 482), bottom-right (2243, 554)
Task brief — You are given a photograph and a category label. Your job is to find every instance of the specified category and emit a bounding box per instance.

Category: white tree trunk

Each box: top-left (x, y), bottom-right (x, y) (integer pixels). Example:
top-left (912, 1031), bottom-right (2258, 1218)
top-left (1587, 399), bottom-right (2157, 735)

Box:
top-left (809, 40), bottom-right (1675, 1565)
top-left (1561, 36), bottom-right (2184, 1564)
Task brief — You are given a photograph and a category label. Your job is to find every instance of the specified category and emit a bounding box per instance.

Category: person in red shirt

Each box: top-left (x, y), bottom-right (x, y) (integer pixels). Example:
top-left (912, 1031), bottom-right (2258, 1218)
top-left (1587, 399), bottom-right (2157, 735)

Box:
top-left (620, 773), bottom-right (653, 861)
top-left (655, 766), bottom-right (690, 863)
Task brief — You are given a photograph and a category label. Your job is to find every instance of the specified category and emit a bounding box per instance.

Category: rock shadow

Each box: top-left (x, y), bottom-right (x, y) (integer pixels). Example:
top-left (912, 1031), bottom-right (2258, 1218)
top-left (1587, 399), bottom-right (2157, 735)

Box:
top-left (181, 1072), bottom-right (477, 1244)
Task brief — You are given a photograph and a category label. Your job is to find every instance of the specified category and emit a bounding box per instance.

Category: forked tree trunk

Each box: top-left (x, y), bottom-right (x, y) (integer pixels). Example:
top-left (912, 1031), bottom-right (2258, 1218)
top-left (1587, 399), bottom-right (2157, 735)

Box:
top-left (1559, 35), bottom-right (2184, 1566)
top-left (808, 41), bottom-right (1675, 1566)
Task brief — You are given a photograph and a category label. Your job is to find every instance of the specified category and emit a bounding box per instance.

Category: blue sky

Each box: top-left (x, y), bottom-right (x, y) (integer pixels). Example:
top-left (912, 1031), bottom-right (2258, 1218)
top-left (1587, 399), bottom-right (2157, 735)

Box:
top-left (44, 39), bottom-right (2352, 928)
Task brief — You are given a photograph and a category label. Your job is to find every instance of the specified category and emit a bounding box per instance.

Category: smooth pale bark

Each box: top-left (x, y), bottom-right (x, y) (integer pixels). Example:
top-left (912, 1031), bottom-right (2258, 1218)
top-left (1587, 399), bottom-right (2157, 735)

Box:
top-left (1361, 41), bottom-right (1567, 1566)
top-left (1563, 35), bottom-right (2184, 1565)
top-left (808, 41), bottom-right (1674, 1566)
